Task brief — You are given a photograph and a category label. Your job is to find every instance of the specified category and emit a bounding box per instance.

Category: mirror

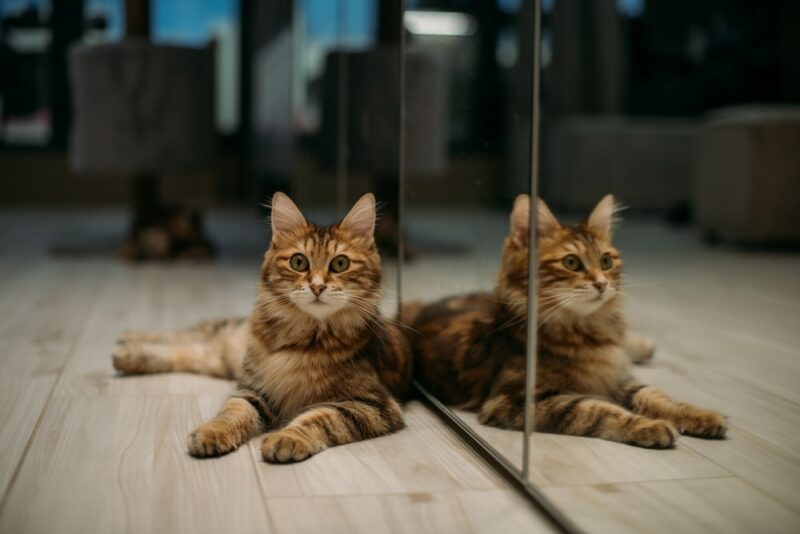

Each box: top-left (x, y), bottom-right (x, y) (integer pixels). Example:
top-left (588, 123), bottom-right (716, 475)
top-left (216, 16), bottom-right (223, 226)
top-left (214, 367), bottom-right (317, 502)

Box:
top-left (526, 1), bottom-right (800, 531)
top-left (401, 0), bottom-right (536, 472)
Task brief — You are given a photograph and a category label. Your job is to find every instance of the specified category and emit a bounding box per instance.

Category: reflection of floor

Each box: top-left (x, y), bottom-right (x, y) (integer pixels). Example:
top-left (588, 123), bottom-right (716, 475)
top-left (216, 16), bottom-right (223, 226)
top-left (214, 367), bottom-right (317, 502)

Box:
top-left (403, 208), bottom-right (508, 301)
top-left (0, 209), bottom-right (555, 533)
top-left (433, 219), bottom-right (800, 533)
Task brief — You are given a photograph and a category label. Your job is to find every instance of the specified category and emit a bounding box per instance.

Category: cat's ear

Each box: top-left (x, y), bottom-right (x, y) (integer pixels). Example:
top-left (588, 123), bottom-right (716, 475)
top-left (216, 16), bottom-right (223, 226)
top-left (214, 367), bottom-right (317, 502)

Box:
top-left (270, 192), bottom-right (306, 243)
top-left (340, 193), bottom-right (376, 238)
top-left (537, 197), bottom-right (561, 238)
top-left (587, 194), bottom-right (618, 236)
top-left (510, 194), bottom-right (531, 245)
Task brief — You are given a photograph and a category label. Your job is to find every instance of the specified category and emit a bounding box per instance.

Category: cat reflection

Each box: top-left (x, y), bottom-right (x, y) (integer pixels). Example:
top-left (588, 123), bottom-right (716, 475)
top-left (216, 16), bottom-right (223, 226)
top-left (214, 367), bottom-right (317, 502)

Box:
top-left (406, 195), bottom-right (726, 448)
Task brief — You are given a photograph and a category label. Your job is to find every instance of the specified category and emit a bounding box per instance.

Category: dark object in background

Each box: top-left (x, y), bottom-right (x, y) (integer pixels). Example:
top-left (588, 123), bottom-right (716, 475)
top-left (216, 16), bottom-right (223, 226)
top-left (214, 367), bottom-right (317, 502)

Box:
top-left (694, 106), bottom-right (800, 245)
top-left (121, 205), bottom-right (215, 261)
top-left (664, 201), bottom-right (692, 227)
top-left (547, 116), bottom-right (696, 212)
top-left (540, 0), bottom-right (800, 214)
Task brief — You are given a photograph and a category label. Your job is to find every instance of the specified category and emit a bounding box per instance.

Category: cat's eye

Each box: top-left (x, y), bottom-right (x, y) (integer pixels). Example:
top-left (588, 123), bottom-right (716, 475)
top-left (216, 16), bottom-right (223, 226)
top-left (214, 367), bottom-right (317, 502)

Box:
top-left (290, 253), bottom-right (309, 272)
top-left (562, 254), bottom-right (583, 271)
top-left (600, 253), bottom-right (614, 270)
top-left (329, 255), bottom-right (350, 273)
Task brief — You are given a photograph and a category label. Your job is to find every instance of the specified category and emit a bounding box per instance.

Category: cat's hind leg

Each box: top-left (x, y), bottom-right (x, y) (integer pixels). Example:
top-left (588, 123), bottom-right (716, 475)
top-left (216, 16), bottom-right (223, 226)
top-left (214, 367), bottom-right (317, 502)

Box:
top-left (619, 384), bottom-right (727, 439)
top-left (536, 394), bottom-right (678, 448)
top-left (112, 340), bottom-right (233, 378)
top-left (188, 389), bottom-right (275, 457)
top-left (476, 360), bottom-right (527, 429)
top-left (113, 318), bottom-right (247, 378)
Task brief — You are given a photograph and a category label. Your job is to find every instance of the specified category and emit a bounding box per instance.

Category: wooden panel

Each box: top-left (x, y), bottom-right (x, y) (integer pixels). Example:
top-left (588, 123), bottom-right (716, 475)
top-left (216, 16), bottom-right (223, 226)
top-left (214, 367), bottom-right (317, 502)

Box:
top-left (544, 477), bottom-right (800, 534)
top-left (0, 261), bottom-right (107, 499)
top-left (0, 395), bottom-right (272, 534)
top-left (266, 489), bottom-right (557, 534)
top-left (683, 426), bottom-right (800, 512)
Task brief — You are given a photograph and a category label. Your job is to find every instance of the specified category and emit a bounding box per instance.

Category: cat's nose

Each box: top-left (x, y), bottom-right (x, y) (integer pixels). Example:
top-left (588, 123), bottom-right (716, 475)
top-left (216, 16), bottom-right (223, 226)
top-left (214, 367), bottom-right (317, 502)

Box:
top-left (593, 280), bottom-right (608, 294)
top-left (310, 284), bottom-right (325, 296)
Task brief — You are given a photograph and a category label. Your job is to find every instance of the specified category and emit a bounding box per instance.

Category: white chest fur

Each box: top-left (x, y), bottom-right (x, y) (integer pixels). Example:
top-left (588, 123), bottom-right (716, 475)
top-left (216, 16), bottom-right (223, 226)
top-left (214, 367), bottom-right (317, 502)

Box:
top-left (244, 350), bottom-right (344, 420)
top-left (574, 346), bottom-right (631, 397)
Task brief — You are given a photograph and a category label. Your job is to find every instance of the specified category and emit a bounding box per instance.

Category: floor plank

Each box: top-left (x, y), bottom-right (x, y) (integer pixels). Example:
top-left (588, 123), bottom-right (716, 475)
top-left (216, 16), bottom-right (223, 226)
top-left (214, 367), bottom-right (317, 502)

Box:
top-left (681, 426), bottom-right (800, 512)
top-left (266, 489), bottom-right (556, 534)
top-left (0, 261), bottom-right (108, 500)
top-left (0, 395), bottom-right (272, 534)
top-left (544, 477), bottom-right (800, 534)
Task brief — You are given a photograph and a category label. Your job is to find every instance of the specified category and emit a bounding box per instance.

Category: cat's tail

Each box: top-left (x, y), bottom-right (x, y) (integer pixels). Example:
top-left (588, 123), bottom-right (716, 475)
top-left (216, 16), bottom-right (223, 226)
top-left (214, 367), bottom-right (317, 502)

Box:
top-left (397, 300), bottom-right (425, 326)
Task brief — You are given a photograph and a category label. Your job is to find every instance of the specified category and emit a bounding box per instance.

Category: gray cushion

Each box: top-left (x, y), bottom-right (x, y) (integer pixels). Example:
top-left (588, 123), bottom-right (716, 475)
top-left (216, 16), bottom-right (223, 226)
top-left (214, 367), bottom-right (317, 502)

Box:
top-left (694, 106), bottom-right (800, 242)
top-left (69, 39), bottom-right (216, 174)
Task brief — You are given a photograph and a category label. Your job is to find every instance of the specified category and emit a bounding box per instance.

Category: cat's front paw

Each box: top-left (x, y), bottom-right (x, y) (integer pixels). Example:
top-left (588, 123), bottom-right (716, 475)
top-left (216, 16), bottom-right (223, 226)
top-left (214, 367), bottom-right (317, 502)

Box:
top-left (626, 419), bottom-right (678, 449)
top-left (188, 424), bottom-right (239, 458)
top-left (676, 409), bottom-right (728, 439)
top-left (261, 430), bottom-right (326, 463)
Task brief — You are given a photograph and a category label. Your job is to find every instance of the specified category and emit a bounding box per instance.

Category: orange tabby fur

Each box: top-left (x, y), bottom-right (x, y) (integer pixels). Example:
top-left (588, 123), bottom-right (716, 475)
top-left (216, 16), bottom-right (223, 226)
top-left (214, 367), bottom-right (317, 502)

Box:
top-left (114, 193), bottom-right (412, 462)
top-left (409, 195), bottom-right (726, 448)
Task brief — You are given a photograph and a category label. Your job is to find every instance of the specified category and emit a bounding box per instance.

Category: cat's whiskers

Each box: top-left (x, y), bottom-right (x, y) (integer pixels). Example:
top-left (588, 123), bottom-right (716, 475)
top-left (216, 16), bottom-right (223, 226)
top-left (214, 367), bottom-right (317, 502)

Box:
top-left (537, 293), bottom-right (583, 326)
top-left (342, 298), bottom-right (419, 333)
top-left (255, 292), bottom-right (290, 310)
top-left (482, 293), bottom-right (511, 304)
top-left (616, 282), bottom-right (660, 289)
top-left (537, 293), bottom-right (574, 304)
top-left (338, 302), bottom-right (389, 338)
top-left (482, 288), bottom-right (578, 333)
top-left (345, 288), bottom-right (406, 310)
top-left (491, 313), bottom-right (528, 335)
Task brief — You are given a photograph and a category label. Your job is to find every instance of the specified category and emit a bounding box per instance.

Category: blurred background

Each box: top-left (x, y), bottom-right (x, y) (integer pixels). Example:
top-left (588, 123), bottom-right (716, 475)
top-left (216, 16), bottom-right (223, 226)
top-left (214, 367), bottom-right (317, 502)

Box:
top-left (539, 0), bottom-right (800, 240)
top-left (1, 0), bottom-right (798, 250)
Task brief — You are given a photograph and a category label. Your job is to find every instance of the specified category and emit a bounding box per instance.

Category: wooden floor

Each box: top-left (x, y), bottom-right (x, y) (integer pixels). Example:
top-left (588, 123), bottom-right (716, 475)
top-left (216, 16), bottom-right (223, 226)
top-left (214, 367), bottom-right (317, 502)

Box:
top-left (0, 209), bottom-right (555, 534)
top-left (1, 209), bottom-right (799, 534)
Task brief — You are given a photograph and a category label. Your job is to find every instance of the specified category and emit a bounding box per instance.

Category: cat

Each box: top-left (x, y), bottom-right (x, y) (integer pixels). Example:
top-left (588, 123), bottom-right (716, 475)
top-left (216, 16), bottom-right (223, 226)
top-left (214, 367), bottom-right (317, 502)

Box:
top-left (113, 192), bottom-right (413, 462)
top-left (407, 194), bottom-right (726, 448)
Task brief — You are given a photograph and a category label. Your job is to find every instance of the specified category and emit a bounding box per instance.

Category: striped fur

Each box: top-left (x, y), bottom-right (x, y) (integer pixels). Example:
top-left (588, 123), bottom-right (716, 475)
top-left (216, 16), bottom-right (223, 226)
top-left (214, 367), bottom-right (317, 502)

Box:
top-left (408, 194), bottom-right (726, 448)
top-left (113, 193), bottom-right (412, 462)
